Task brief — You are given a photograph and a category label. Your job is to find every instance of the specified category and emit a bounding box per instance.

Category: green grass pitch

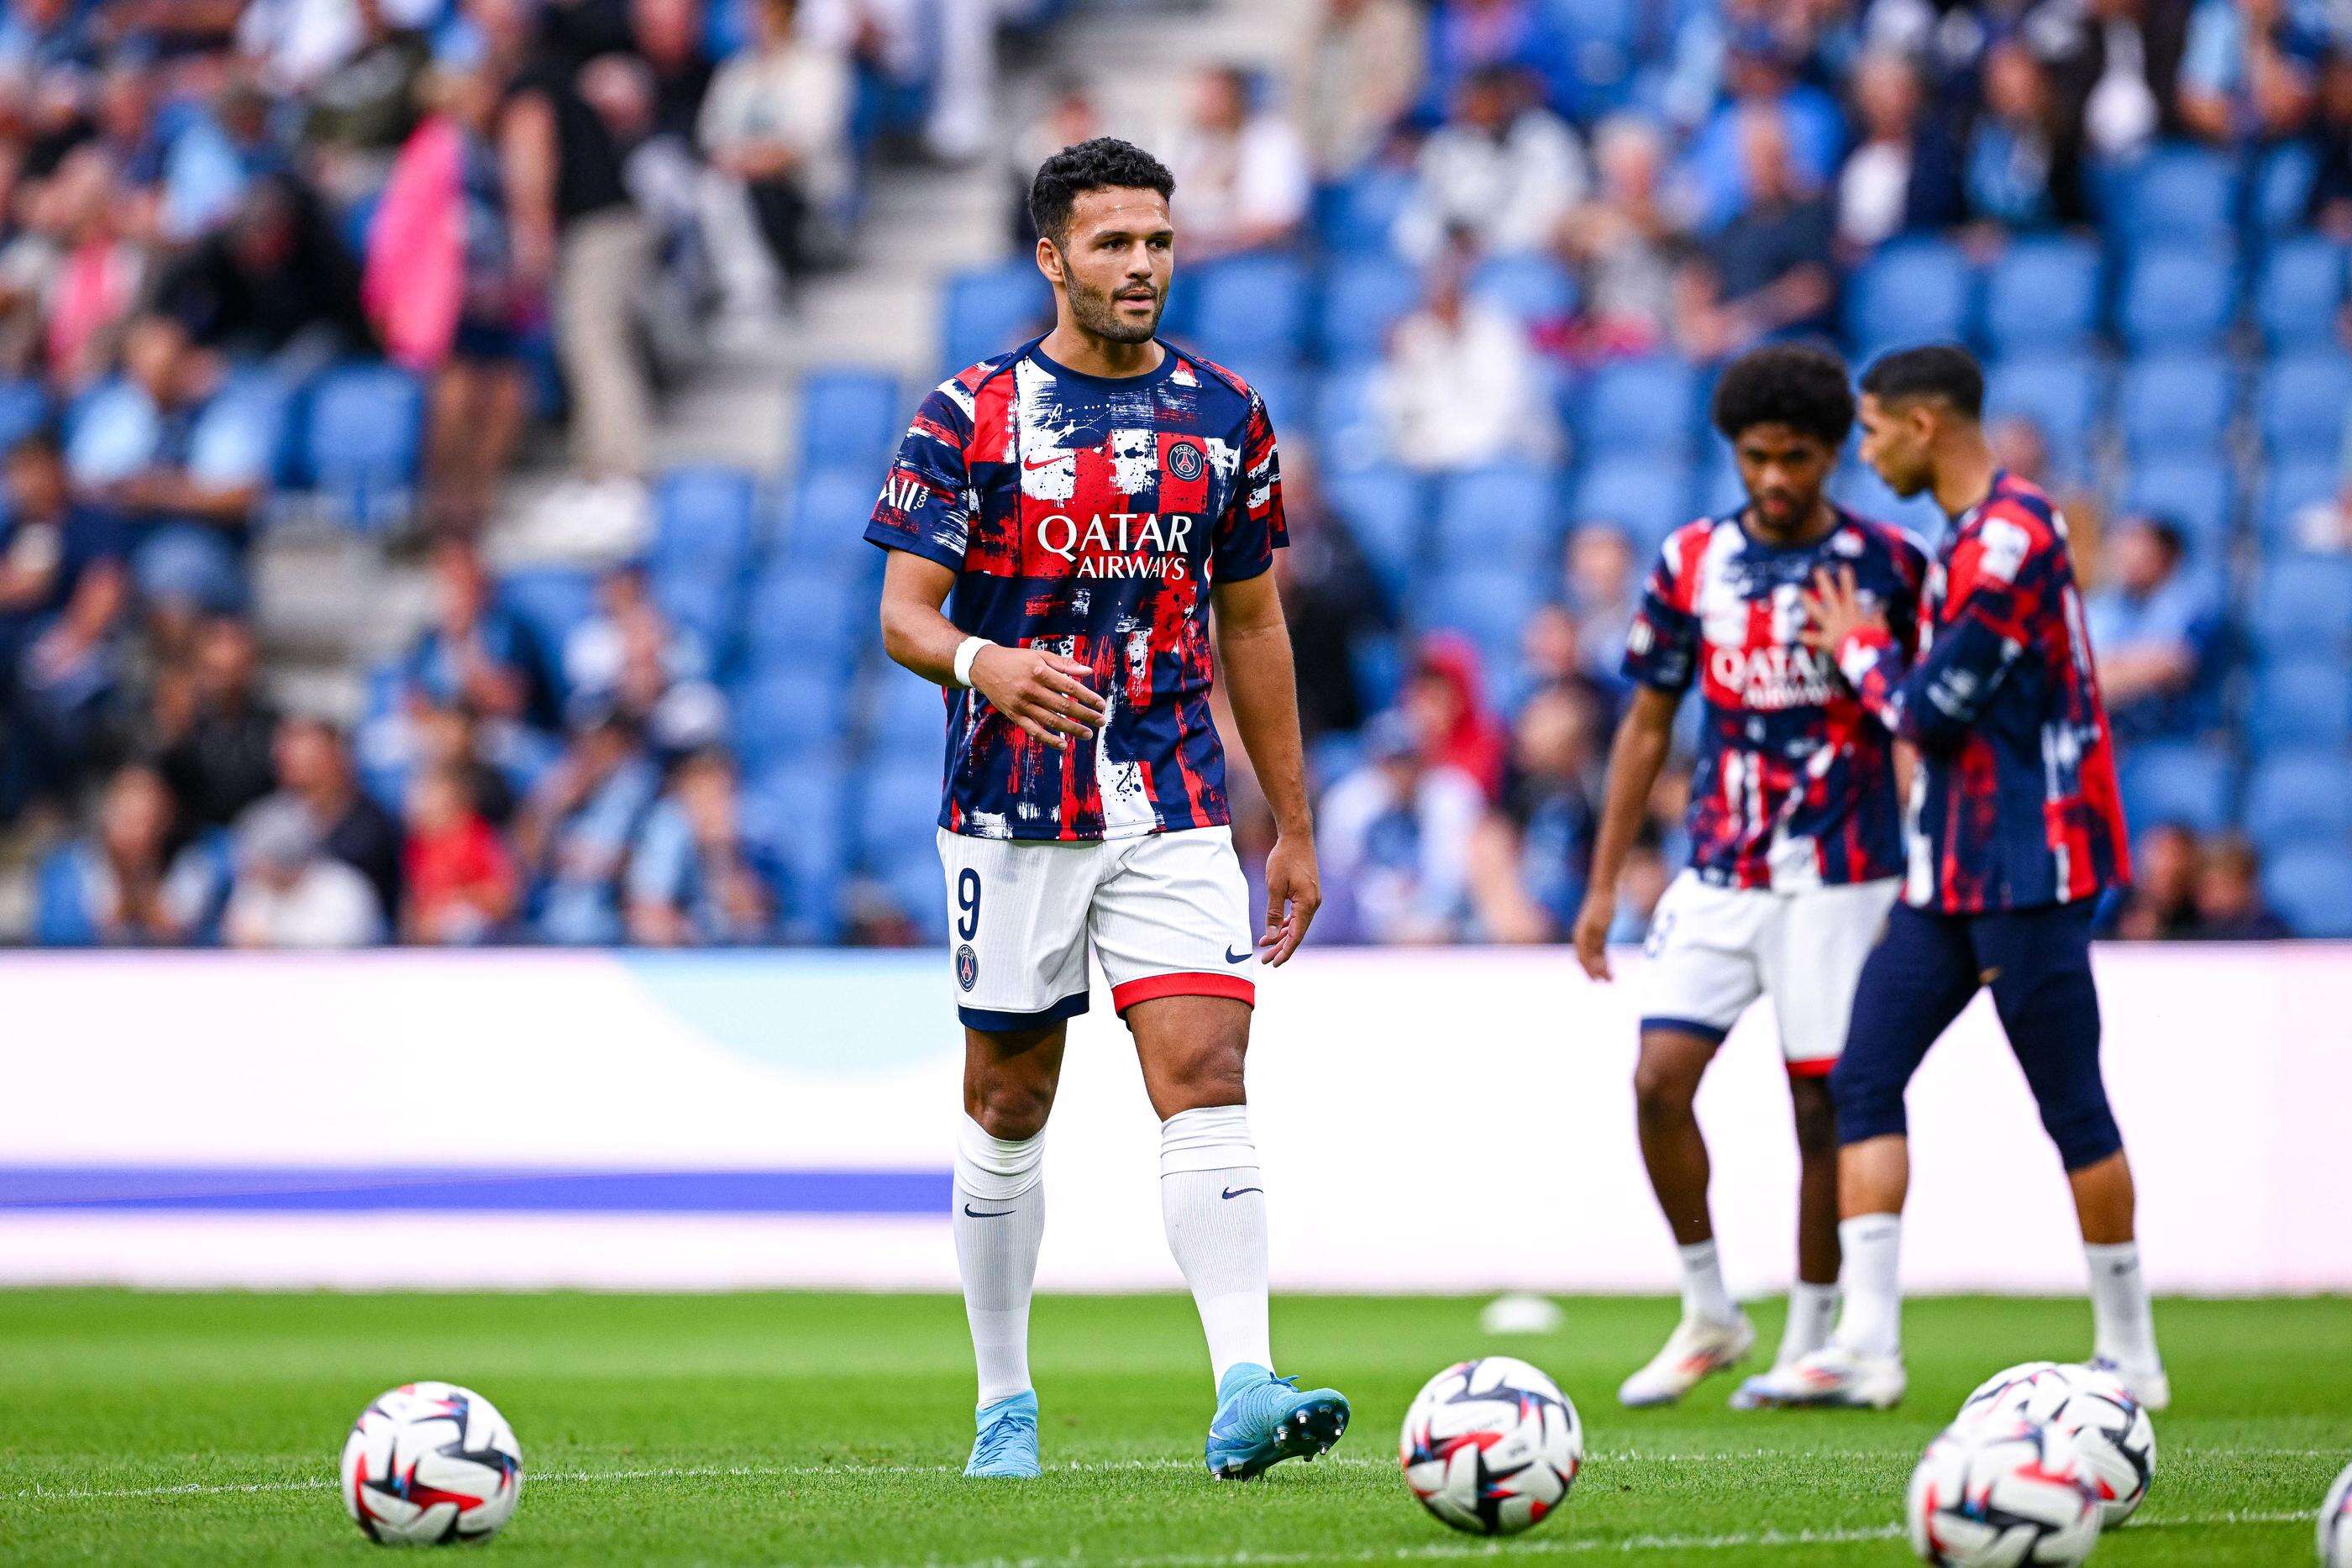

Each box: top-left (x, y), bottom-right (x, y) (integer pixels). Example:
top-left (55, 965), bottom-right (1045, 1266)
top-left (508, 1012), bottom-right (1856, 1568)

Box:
top-left (1, 1290), bottom-right (2344, 1565)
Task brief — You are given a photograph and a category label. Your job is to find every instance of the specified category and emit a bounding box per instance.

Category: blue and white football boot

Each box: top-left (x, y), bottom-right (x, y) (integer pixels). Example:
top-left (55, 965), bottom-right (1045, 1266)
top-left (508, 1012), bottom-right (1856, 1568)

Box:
top-left (1202, 1363), bottom-right (1350, 1480)
top-left (964, 1390), bottom-right (1042, 1478)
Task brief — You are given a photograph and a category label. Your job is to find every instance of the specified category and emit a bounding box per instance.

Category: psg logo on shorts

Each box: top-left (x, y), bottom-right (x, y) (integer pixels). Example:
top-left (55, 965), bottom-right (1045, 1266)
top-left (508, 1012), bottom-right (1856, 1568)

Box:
top-left (1168, 439), bottom-right (1205, 483)
top-left (955, 944), bottom-right (979, 992)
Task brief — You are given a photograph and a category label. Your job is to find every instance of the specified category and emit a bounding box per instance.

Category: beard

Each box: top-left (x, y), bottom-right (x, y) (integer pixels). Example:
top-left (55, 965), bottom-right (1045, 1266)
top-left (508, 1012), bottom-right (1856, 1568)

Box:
top-left (1067, 270), bottom-right (1162, 344)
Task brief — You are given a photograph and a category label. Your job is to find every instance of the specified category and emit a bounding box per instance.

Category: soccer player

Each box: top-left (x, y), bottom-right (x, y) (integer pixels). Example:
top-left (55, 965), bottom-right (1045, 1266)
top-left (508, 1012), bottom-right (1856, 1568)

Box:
top-left (1735, 343), bottom-right (2168, 1411)
top-left (1573, 344), bottom-right (1927, 1408)
top-left (869, 139), bottom-right (1349, 1480)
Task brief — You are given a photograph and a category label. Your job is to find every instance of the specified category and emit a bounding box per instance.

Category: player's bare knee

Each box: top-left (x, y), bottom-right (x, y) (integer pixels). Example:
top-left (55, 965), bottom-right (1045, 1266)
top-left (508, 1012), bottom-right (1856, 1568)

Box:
top-left (1631, 1044), bottom-right (1703, 1124)
top-left (1789, 1082), bottom-right (1840, 1159)
top-left (967, 1077), bottom-right (1053, 1141)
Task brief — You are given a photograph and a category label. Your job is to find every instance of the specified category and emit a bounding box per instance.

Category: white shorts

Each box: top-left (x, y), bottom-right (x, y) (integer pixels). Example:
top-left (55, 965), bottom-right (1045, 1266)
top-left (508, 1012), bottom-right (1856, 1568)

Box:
top-left (936, 825), bottom-right (1257, 1031)
top-left (1637, 871), bottom-right (1900, 1075)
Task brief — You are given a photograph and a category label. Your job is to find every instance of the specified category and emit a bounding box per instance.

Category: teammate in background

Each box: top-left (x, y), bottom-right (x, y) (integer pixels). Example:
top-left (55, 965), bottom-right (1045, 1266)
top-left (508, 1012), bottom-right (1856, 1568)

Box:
top-left (1573, 344), bottom-right (1927, 1409)
top-left (870, 139), bottom-right (1348, 1481)
top-left (1736, 343), bottom-right (2167, 1411)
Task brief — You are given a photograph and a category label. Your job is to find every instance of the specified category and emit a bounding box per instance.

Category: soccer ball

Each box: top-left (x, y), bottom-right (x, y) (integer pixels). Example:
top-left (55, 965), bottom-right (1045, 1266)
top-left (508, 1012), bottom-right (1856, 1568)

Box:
top-left (341, 1382), bottom-right (523, 1545)
top-left (2320, 1459), bottom-right (2352, 1567)
top-left (1907, 1419), bottom-right (2102, 1566)
top-left (1956, 1362), bottom-right (2154, 1526)
top-left (1399, 1356), bottom-right (1582, 1536)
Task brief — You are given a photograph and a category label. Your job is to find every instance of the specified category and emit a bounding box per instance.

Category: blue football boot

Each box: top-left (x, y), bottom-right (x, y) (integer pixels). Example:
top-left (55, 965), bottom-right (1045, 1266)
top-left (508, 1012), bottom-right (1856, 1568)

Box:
top-left (1202, 1363), bottom-right (1350, 1480)
top-left (964, 1391), bottom-right (1042, 1478)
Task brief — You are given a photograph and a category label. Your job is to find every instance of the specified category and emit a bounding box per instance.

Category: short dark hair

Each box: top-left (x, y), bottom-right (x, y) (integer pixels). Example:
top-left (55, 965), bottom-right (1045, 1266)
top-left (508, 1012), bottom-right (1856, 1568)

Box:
top-left (1709, 343), bottom-right (1856, 447)
top-left (1027, 137), bottom-right (1174, 249)
top-left (4, 430), bottom-right (58, 465)
top-left (2126, 514), bottom-right (2187, 562)
top-left (1860, 343), bottom-right (1985, 419)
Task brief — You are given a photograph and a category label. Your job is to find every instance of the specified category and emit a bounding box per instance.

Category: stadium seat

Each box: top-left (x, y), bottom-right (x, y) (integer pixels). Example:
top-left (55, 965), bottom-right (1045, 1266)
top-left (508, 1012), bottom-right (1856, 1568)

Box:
top-left (1318, 254), bottom-right (1420, 366)
top-left (1324, 464), bottom-right (1426, 598)
top-left (2254, 235), bottom-right (2346, 346)
top-left (1576, 355), bottom-right (1699, 459)
top-left (2255, 459), bottom-right (2340, 551)
top-left (2243, 752), bottom-right (2352, 851)
top-left (855, 760), bottom-right (948, 864)
top-left (2249, 554), bottom-right (2352, 657)
top-left (1982, 238), bottom-right (2103, 356)
top-left (0, 380), bottom-right (50, 451)
top-left (866, 664), bottom-right (949, 758)
top-left (741, 758), bottom-right (850, 937)
top-left (303, 361), bottom-right (424, 524)
top-left (730, 669), bottom-right (850, 770)
top-left (2255, 353), bottom-right (2352, 463)
top-left (1470, 253), bottom-right (1577, 325)
top-left (651, 465), bottom-right (759, 579)
top-left (1422, 562), bottom-right (1543, 663)
top-left (2255, 139), bottom-right (2320, 233)
top-left (1434, 463), bottom-right (1558, 564)
top-left (780, 465), bottom-right (885, 572)
top-left (1983, 354), bottom-right (2103, 469)
top-left (650, 574), bottom-right (742, 672)
top-left (2246, 659), bottom-right (2352, 753)
top-left (796, 369), bottom-right (903, 470)
top-left (1844, 239), bottom-right (1973, 360)
top-left (2263, 847), bottom-right (2352, 937)
top-left (939, 260), bottom-right (1049, 375)
top-left (2118, 741), bottom-right (2234, 834)
top-left (1693, 443), bottom-right (1744, 517)
top-left (1310, 368), bottom-right (1388, 468)
top-left (497, 569), bottom-right (599, 662)
top-left (2117, 246), bottom-right (2234, 352)
top-left (2123, 460), bottom-right (2233, 548)
top-left (1242, 364), bottom-right (1310, 435)
top-left (744, 568), bottom-right (859, 674)
top-left (1320, 165), bottom-right (1415, 255)
top-left (1573, 457), bottom-right (1692, 550)
top-left (1190, 253), bottom-right (1311, 364)
top-left (2105, 142), bottom-right (2238, 248)
top-left (2118, 354), bottom-right (2234, 460)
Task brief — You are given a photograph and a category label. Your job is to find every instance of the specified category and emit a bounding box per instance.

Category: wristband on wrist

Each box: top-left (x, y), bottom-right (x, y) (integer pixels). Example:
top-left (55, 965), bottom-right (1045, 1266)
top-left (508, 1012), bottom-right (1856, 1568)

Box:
top-left (951, 635), bottom-right (993, 689)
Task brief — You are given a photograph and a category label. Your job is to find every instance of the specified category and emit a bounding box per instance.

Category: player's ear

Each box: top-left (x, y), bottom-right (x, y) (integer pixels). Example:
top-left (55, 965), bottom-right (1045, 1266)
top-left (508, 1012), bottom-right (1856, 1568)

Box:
top-left (1036, 235), bottom-right (1064, 289)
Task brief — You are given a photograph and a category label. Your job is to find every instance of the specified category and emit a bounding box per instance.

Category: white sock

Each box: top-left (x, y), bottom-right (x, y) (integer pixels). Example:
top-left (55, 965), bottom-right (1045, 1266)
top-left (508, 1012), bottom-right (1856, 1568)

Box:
top-left (1159, 1104), bottom-right (1273, 1389)
top-left (1833, 1214), bottom-right (1903, 1359)
top-left (2085, 1241), bottom-right (2161, 1369)
top-left (953, 1115), bottom-right (1045, 1408)
top-left (1676, 1240), bottom-right (1738, 1325)
top-left (1779, 1281), bottom-right (1840, 1365)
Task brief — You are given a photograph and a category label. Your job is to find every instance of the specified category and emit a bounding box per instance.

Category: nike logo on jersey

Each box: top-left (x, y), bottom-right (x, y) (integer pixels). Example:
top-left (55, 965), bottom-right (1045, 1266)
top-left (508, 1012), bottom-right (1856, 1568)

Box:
top-left (1221, 1186), bottom-right (1263, 1200)
top-left (1224, 946), bottom-right (1251, 964)
top-left (963, 1204), bottom-right (1015, 1219)
top-left (1021, 454), bottom-right (1063, 471)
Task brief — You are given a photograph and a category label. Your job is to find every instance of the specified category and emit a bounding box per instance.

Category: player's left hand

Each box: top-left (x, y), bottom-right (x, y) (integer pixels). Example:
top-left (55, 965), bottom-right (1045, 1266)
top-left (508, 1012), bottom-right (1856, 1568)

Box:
top-left (1258, 834), bottom-right (1320, 967)
top-left (1801, 566), bottom-right (1885, 653)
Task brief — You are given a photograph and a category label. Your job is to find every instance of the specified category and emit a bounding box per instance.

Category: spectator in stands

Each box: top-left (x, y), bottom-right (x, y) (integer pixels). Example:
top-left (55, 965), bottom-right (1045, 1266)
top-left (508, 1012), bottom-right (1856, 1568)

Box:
top-left (402, 760), bottom-right (520, 942)
top-left (2111, 819), bottom-right (2201, 938)
top-left (1966, 39), bottom-right (2087, 230)
top-left (1549, 115), bottom-right (1694, 359)
top-left (2085, 515), bottom-right (2223, 742)
top-left (2044, 0), bottom-right (2190, 165)
top-left (1836, 49), bottom-right (1963, 253)
top-left (1421, 0), bottom-right (1565, 116)
top-left (402, 536), bottom-right (549, 727)
top-left (1402, 633), bottom-right (1507, 799)
top-left (2176, 0), bottom-right (2323, 144)
top-left (87, 59), bottom-right (170, 220)
top-left (1301, 0), bottom-right (1424, 177)
top-left (0, 0), bottom-right (91, 75)
top-left (1563, 523), bottom-right (1639, 685)
top-left (1677, 26), bottom-right (1845, 231)
top-left (1273, 445), bottom-right (1393, 741)
top-left (1467, 681), bottom-right (1602, 941)
top-left (1678, 106), bottom-right (1838, 358)
top-left (157, 173), bottom-right (373, 373)
top-left (298, 0), bottom-right (433, 203)
top-left (0, 433), bottom-right (128, 813)
top-left (155, 616), bottom-right (280, 830)
top-left (162, 74), bottom-right (288, 244)
top-left (699, 0), bottom-right (853, 312)
top-left (563, 562), bottom-right (725, 758)
top-left (271, 715), bottom-right (404, 926)
top-left (2191, 831), bottom-right (2292, 939)
top-left (222, 794), bottom-right (386, 947)
top-left (67, 312), bottom-right (271, 624)
top-left (1318, 709), bottom-right (1484, 943)
top-left (1395, 64), bottom-right (1586, 265)
top-left (1167, 64), bottom-right (1310, 260)
top-left (42, 763), bottom-right (220, 945)
top-left (627, 747), bottom-right (786, 944)
top-left (2, 146), bottom-right (147, 391)
top-left (1373, 233), bottom-right (1553, 471)
top-left (517, 706), bottom-right (659, 942)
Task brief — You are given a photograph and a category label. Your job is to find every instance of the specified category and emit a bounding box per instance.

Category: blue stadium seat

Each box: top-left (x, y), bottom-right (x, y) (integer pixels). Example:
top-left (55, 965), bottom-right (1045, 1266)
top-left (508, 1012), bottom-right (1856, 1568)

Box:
top-left (1693, 444), bottom-right (1744, 517)
top-left (1845, 239), bottom-right (1973, 359)
top-left (651, 574), bottom-right (742, 670)
top-left (2118, 246), bottom-right (2234, 352)
top-left (2264, 847), bottom-right (2352, 937)
top-left (1325, 464), bottom-right (1426, 598)
top-left (0, 380), bottom-right (50, 451)
top-left (1471, 253), bottom-right (1577, 324)
top-left (2243, 752), bottom-right (2352, 851)
top-left (1191, 253), bottom-right (1311, 364)
top-left (1243, 364), bottom-right (1310, 435)
top-left (1572, 457), bottom-right (1692, 550)
top-left (940, 261), bottom-right (1049, 375)
top-left (1983, 355), bottom-right (2103, 469)
top-left (2123, 460), bottom-right (2233, 548)
top-left (865, 664), bottom-right (949, 758)
top-left (1577, 355), bottom-right (1699, 459)
top-left (2247, 659), bottom-right (2352, 753)
top-left (1434, 463), bottom-right (1557, 564)
top-left (1319, 254), bottom-right (1420, 365)
top-left (1320, 165), bottom-right (1415, 255)
top-left (2118, 741), bottom-right (2233, 834)
top-left (2255, 236), bottom-right (2346, 346)
top-left (797, 369), bottom-right (903, 469)
top-left (2255, 459), bottom-right (2339, 550)
top-left (2255, 353), bottom-right (2352, 463)
top-left (497, 569), bottom-right (599, 661)
top-left (856, 759), bottom-right (948, 864)
top-left (1422, 562), bottom-right (1543, 663)
top-left (875, 846), bottom-right (949, 931)
top-left (2255, 139), bottom-right (2319, 233)
top-left (651, 465), bottom-right (759, 579)
top-left (1981, 238), bottom-right (2103, 356)
top-left (744, 567), bottom-right (859, 674)
top-left (304, 361), bottom-right (424, 524)
top-left (741, 759), bottom-right (850, 937)
top-left (781, 465), bottom-right (885, 572)
top-left (730, 669), bottom-right (849, 770)
top-left (2249, 554), bottom-right (2352, 657)
top-left (2118, 354), bottom-right (2234, 460)
top-left (2106, 142), bottom-right (2238, 248)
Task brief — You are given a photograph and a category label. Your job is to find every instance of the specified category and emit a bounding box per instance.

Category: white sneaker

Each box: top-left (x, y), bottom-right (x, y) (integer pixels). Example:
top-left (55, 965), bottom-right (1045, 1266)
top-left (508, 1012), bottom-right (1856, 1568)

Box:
top-left (1731, 1344), bottom-right (1907, 1410)
top-left (2090, 1354), bottom-right (2171, 1413)
top-left (1618, 1313), bottom-right (1756, 1408)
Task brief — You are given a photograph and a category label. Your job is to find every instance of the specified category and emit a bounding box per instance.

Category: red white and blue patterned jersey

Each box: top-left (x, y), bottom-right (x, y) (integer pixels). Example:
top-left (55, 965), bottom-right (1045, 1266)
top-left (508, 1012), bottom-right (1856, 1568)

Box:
top-left (866, 338), bottom-right (1284, 842)
top-left (1831, 470), bottom-right (2131, 913)
top-left (1625, 507), bottom-right (1928, 891)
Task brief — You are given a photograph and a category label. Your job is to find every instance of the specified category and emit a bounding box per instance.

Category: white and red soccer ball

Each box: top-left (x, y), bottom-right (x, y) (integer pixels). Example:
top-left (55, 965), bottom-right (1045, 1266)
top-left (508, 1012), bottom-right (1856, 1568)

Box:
top-left (1955, 1361), bottom-right (2155, 1526)
top-left (1908, 1419), bottom-right (2103, 1566)
top-left (342, 1382), bottom-right (523, 1545)
top-left (1399, 1356), bottom-right (1583, 1537)
top-left (2320, 1458), bottom-right (2352, 1568)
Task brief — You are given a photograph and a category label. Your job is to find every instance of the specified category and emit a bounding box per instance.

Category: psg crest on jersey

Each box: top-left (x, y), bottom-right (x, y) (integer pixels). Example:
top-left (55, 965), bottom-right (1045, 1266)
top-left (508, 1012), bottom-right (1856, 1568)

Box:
top-left (1168, 439), bottom-right (1205, 482)
top-left (955, 944), bottom-right (979, 992)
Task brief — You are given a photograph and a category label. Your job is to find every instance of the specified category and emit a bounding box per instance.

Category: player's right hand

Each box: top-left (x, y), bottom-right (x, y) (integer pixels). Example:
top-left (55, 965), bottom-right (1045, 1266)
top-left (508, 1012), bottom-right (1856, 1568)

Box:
top-left (970, 646), bottom-right (1109, 751)
top-left (1572, 894), bottom-right (1614, 983)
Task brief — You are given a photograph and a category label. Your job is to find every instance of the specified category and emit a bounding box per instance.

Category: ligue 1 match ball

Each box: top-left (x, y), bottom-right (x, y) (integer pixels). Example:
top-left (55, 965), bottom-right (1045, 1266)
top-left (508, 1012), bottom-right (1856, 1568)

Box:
top-left (2320, 1459), bottom-right (2352, 1568)
top-left (1399, 1356), bottom-right (1583, 1537)
top-left (1956, 1362), bottom-right (2154, 1527)
top-left (1907, 1419), bottom-right (2102, 1567)
top-left (341, 1382), bottom-right (523, 1546)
